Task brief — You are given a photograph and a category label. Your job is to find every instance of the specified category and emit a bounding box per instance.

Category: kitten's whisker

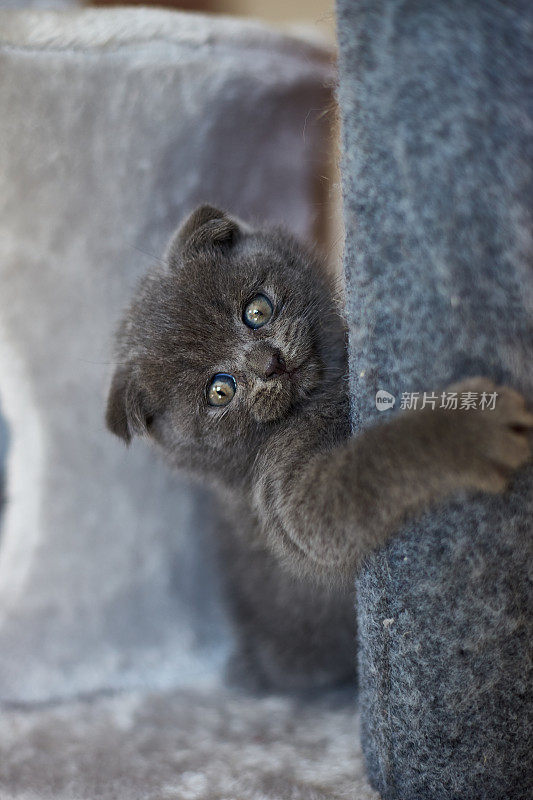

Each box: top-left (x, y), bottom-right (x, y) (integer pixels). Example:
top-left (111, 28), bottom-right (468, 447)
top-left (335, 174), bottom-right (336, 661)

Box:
top-left (128, 244), bottom-right (167, 265)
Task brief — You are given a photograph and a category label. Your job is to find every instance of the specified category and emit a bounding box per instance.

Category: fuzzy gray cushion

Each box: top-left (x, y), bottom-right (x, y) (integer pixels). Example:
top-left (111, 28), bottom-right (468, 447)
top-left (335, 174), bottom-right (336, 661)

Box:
top-left (0, 8), bottom-right (334, 704)
top-left (337, 1), bottom-right (533, 798)
top-left (0, 688), bottom-right (379, 800)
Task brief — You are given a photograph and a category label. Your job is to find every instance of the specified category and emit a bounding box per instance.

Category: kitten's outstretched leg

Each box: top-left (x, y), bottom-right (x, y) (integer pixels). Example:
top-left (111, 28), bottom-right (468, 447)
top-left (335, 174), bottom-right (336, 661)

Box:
top-left (254, 379), bottom-right (533, 583)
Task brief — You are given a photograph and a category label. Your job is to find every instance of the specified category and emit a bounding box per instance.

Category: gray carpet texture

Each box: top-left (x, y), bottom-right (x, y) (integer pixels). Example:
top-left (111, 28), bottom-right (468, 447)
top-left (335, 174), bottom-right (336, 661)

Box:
top-left (0, 688), bottom-right (379, 800)
top-left (337, 1), bottom-right (533, 798)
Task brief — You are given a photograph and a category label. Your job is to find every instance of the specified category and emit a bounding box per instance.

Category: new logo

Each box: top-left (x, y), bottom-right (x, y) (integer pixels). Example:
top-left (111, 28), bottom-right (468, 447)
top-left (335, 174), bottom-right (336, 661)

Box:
top-left (375, 390), bottom-right (396, 411)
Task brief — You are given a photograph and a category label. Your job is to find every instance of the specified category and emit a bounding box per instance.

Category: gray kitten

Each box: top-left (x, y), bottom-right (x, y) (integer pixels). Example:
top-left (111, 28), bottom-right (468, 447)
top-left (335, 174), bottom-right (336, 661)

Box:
top-left (106, 205), bottom-right (532, 690)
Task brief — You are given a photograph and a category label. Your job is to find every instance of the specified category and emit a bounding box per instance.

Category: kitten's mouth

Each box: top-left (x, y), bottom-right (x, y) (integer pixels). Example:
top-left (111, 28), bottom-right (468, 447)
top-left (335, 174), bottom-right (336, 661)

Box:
top-left (287, 363), bottom-right (303, 379)
top-left (267, 362), bottom-right (304, 387)
top-left (276, 364), bottom-right (299, 380)
top-left (266, 354), bottom-right (302, 382)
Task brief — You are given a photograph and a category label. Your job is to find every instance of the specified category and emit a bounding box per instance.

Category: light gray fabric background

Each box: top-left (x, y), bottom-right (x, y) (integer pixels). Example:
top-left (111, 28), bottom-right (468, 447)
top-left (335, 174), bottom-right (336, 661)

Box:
top-left (0, 8), bottom-right (334, 704)
top-left (0, 0), bottom-right (78, 489)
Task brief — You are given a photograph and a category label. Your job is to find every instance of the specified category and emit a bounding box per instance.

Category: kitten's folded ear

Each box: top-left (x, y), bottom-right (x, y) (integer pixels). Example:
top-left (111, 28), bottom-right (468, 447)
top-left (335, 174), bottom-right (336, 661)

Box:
top-left (105, 364), bottom-right (152, 444)
top-left (167, 204), bottom-right (240, 266)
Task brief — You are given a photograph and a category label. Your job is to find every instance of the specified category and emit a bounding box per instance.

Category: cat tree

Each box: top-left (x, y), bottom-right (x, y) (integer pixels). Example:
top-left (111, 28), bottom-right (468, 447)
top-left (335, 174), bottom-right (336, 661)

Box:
top-left (337, 0), bottom-right (533, 797)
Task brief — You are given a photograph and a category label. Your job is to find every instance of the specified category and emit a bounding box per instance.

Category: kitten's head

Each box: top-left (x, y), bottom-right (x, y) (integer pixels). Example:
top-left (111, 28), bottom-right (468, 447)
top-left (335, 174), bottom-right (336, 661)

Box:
top-left (106, 205), bottom-right (344, 476)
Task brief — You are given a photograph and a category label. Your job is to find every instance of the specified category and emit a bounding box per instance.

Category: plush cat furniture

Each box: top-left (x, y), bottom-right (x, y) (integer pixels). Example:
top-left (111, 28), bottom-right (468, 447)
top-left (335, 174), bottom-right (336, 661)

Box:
top-left (337, 1), bottom-right (533, 798)
top-left (0, 3), bottom-right (343, 704)
top-left (0, 9), bottom-right (379, 799)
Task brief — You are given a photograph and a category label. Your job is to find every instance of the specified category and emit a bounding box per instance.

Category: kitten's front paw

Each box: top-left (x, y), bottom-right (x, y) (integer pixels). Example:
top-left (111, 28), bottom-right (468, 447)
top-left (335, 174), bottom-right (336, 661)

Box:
top-left (450, 378), bottom-right (533, 493)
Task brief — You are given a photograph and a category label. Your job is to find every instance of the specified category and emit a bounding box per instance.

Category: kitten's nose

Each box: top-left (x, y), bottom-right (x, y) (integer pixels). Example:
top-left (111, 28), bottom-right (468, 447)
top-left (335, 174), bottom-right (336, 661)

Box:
top-left (250, 347), bottom-right (287, 381)
top-left (264, 351), bottom-right (287, 379)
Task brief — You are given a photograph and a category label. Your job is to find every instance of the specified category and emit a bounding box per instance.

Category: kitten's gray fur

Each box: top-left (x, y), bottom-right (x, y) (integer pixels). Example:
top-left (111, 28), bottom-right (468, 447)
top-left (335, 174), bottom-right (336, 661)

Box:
top-left (106, 205), bottom-right (533, 690)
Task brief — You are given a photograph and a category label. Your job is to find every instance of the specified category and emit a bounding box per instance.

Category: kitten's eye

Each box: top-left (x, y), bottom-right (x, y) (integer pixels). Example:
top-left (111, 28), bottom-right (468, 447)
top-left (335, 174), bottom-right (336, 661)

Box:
top-left (207, 373), bottom-right (236, 407)
top-left (243, 293), bottom-right (273, 329)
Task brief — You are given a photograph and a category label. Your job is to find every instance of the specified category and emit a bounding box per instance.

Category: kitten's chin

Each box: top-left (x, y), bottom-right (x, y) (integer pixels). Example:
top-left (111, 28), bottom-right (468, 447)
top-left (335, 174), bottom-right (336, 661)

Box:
top-left (250, 380), bottom-right (293, 423)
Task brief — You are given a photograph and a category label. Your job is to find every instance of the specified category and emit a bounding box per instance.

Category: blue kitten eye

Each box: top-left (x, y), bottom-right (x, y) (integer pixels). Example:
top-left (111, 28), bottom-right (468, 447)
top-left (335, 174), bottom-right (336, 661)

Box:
top-left (207, 373), bottom-right (236, 407)
top-left (243, 293), bottom-right (273, 329)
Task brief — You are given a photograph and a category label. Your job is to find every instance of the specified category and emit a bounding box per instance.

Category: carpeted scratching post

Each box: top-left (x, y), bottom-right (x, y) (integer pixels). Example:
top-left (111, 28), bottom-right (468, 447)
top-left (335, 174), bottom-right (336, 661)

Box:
top-left (336, 1), bottom-right (533, 798)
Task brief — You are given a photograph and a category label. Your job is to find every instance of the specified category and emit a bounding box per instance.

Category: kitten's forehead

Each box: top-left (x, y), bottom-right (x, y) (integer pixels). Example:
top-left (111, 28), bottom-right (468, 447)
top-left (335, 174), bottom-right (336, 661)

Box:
top-left (171, 243), bottom-right (290, 323)
top-left (180, 241), bottom-right (287, 290)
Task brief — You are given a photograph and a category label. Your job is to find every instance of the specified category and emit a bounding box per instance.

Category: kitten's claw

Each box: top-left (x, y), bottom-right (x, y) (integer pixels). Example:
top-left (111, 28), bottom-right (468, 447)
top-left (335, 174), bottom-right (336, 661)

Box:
top-left (448, 378), bottom-right (533, 493)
